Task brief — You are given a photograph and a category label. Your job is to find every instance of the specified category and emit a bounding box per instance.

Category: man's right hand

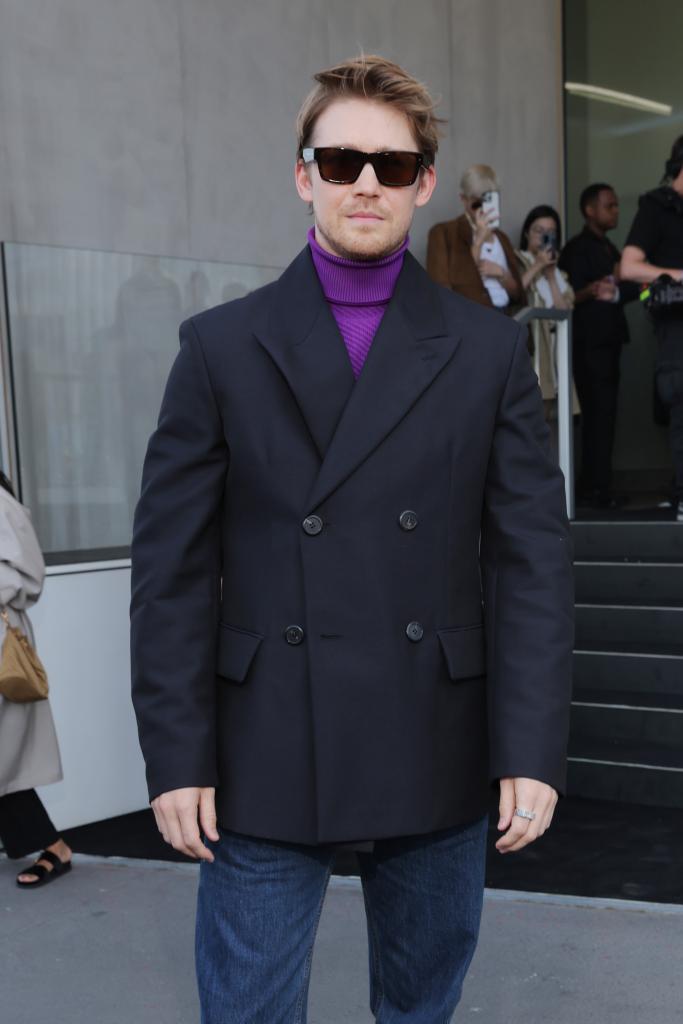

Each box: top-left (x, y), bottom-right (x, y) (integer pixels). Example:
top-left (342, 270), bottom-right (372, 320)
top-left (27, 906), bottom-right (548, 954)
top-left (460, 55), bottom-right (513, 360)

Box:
top-left (151, 786), bottom-right (219, 862)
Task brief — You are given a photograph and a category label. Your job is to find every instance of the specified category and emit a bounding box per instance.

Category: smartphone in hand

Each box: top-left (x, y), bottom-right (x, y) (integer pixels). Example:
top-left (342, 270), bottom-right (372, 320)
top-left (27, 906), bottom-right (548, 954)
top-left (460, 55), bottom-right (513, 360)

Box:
top-left (541, 230), bottom-right (558, 260)
top-left (481, 190), bottom-right (501, 229)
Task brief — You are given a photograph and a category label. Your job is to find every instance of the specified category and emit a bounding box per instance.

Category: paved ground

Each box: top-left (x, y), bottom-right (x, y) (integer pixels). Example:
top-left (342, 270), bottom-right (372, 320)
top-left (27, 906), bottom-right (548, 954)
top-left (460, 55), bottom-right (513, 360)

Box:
top-left (1, 854), bottom-right (682, 1023)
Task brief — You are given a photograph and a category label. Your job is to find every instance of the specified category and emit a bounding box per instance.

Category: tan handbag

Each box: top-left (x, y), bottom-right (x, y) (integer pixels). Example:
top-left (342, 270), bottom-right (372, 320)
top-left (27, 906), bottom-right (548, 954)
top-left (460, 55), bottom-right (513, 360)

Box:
top-left (0, 608), bottom-right (49, 702)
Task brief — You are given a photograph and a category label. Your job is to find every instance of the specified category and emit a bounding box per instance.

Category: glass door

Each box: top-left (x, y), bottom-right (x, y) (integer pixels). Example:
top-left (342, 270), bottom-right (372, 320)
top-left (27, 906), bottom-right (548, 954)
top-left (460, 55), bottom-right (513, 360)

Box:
top-left (564, 0), bottom-right (683, 509)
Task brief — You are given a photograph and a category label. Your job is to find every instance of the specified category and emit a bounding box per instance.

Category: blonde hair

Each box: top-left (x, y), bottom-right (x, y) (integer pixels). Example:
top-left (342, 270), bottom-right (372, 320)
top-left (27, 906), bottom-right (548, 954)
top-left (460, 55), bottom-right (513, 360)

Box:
top-left (459, 164), bottom-right (499, 198)
top-left (296, 54), bottom-right (444, 166)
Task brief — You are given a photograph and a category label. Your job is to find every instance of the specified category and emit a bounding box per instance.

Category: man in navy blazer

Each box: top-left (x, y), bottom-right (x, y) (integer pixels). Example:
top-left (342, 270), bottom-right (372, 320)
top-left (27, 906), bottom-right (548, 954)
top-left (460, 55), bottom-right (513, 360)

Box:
top-left (131, 54), bottom-right (574, 1024)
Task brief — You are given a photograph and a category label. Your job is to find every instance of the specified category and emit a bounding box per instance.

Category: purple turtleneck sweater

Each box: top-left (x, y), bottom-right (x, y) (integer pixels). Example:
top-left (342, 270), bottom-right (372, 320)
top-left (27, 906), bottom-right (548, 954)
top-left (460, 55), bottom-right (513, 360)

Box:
top-left (308, 227), bottom-right (409, 378)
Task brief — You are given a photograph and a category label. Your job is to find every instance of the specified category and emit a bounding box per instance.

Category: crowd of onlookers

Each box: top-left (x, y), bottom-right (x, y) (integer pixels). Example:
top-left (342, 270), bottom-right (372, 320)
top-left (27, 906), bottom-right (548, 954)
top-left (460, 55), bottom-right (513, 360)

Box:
top-left (426, 135), bottom-right (683, 520)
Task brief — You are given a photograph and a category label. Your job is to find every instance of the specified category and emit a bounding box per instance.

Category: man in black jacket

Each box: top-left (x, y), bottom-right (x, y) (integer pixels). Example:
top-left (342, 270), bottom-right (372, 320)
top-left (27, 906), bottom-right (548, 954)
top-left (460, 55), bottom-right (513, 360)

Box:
top-left (559, 184), bottom-right (639, 507)
top-left (131, 55), bottom-right (574, 1023)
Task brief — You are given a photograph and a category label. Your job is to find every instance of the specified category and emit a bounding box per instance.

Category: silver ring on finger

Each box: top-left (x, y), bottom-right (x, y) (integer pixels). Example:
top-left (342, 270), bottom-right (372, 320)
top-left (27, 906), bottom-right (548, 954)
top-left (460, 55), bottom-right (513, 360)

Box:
top-left (514, 807), bottom-right (536, 821)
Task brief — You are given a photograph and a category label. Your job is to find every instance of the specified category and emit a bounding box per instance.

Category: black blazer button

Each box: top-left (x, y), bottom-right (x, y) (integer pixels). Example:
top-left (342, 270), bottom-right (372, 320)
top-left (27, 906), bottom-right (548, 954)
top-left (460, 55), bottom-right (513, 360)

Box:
top-left (284, 625), bottom-right (305, 645)
top-left (406, 621), bottom-right (424, 642)
top-left (302, 515), bottom-right (323, 536)
top-left (399, 510), bottom-right (418, 531)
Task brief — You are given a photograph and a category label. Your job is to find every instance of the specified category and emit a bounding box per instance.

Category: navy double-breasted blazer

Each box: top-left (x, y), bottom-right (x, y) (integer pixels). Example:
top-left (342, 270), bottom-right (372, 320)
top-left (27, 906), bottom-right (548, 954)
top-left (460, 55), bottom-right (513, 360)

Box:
top-left (130, 246), bottom-right (574, 845)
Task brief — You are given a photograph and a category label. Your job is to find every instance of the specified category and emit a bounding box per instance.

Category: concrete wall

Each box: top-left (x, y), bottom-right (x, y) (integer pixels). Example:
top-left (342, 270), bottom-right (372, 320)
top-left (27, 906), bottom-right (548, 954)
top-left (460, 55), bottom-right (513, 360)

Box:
top-left (0, 0), bottom-right (563, 269)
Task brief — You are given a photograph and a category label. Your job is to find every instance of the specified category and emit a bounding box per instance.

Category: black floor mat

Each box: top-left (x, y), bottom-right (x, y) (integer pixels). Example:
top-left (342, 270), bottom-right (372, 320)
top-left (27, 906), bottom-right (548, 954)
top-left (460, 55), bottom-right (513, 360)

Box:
top-left (62, 795), bottom-right (683, 905)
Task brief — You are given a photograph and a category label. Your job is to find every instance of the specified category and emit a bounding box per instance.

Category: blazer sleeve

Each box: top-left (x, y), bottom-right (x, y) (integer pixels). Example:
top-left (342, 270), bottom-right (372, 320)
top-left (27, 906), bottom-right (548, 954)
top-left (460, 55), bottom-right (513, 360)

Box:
top-left (426, 224), bottom-right (451, 288)
top-left (480, 326), bottom-right (575, 794)
top-left (130, 318), bottom-right (229, 802)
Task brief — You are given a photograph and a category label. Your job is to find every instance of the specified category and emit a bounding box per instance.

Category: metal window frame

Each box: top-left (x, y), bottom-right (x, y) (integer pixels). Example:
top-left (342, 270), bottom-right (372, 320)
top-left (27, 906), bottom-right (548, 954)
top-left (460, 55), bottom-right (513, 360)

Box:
top-left (0, 244), bottom-right (20, 491)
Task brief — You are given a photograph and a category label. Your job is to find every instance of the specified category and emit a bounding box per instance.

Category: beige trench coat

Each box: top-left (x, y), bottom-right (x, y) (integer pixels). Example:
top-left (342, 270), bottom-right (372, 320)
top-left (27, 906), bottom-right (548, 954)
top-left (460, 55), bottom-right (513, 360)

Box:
top-left (514, 248), bottom-right (581, 414)
top-left (0, 488), bottom-right (62, 796)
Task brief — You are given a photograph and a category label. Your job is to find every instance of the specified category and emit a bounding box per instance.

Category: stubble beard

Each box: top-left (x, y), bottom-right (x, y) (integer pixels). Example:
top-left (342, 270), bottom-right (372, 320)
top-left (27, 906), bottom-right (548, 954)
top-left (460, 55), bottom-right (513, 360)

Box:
top-left (316, 217), bottom-right (407, 263)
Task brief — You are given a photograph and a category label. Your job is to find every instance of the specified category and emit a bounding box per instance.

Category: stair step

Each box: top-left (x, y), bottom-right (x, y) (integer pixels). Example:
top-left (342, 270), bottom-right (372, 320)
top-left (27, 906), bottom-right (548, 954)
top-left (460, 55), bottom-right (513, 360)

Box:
top-left (567, 759), bottom-right (683, 809)
top-left (573, 687), bottom-right (683, 711)
top-left (571, 521), bottom-right (683, 562)
top-left (570, 704), bottom-right (683, 754)
top-left (569, 522), bottom-right (683, 808)
top-left (568, 737), bottom-right (683, 771)
top-left (575, 605), bottom-right (683, 654)
top-left (574, 562), bottom-right (683, 606)
top-left (573, 651), bottom-right (683, 695)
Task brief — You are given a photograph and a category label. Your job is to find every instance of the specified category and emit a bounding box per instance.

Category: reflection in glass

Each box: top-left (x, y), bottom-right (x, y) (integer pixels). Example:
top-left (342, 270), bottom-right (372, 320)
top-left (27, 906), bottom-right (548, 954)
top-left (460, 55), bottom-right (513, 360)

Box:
top-left (2, 243), bottom-right (280, 559)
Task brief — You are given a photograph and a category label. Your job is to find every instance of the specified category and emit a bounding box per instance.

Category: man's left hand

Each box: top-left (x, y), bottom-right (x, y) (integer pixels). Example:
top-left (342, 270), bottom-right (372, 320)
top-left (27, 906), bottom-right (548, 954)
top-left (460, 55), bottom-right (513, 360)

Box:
top-left (495, 777), bottom-right (558, 854)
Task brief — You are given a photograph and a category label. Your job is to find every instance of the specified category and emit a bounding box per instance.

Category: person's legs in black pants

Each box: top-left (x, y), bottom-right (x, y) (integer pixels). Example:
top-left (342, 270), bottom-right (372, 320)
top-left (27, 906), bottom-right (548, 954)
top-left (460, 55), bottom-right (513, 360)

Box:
top-left (667, 401), bottom-right (683, 505)
top-left (0, 788), bottom-right (72, 886)
top-left (574, 336), bottom-right (621, 500)
top-left (573, 336), bottom-right (595, 492)
top-left (655, 318), bottom-right (683, 509)
top-left (0, 788), bottom-right (59, 859)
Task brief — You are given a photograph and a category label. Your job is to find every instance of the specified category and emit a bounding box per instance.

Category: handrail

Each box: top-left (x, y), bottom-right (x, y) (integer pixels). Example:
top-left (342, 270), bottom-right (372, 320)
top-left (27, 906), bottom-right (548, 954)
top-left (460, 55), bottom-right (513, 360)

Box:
top-left (513, 306), bottom-right (574, 519)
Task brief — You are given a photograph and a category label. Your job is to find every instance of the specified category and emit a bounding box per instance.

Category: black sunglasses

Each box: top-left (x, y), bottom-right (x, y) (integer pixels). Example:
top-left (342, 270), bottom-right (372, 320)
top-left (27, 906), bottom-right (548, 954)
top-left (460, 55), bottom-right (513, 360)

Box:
top-left (301, 146), bottom-right (428, 187)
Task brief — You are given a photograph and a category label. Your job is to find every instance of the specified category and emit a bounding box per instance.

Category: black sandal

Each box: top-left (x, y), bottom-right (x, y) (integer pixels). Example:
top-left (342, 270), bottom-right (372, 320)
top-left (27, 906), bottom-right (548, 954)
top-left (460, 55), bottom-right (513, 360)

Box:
top-left (16, 849), bottom-right (72, 889)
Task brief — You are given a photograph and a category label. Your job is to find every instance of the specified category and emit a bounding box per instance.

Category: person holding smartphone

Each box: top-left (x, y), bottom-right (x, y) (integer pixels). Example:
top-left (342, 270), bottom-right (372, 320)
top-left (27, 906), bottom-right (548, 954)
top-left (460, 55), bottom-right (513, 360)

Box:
top-left (515, 205), bottom-right (578, 426)
top-left (427, 164), bottom-right (523, 311)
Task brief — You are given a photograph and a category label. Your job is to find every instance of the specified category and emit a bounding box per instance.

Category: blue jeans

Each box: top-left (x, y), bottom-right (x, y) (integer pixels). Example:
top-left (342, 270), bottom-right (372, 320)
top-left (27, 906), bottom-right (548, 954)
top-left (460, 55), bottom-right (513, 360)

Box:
top-left (195, 815), bottom-right (488, 1023)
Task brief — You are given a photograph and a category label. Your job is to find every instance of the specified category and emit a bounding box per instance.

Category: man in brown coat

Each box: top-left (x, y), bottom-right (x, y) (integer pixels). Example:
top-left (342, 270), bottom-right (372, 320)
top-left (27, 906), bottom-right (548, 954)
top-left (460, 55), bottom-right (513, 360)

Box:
top-left (427, 163), bottom-right (522, 311)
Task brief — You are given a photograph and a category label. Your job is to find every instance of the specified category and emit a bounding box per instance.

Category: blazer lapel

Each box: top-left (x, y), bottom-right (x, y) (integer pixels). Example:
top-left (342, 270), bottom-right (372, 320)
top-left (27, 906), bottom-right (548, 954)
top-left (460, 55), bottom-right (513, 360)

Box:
top-left (254, 248), bottom-right (355, 458)
top-left (306, 253), bottom-right (461, 511)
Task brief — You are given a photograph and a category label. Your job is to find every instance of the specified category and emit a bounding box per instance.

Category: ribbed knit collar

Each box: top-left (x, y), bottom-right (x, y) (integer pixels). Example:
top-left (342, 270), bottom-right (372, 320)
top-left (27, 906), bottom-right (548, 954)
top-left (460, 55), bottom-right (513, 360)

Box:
top-left (308, 226), bottom-right (408, 306)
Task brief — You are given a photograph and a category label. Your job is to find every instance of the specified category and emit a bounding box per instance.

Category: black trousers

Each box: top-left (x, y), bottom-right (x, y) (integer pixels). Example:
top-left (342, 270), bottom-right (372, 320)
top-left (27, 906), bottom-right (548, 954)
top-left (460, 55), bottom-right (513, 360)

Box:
top-left (0, 788), bottom-right (59, 859)
top-left (573, 335), bottom-right (621, 495)
top-left (655, 316), bottom-right (683, 500)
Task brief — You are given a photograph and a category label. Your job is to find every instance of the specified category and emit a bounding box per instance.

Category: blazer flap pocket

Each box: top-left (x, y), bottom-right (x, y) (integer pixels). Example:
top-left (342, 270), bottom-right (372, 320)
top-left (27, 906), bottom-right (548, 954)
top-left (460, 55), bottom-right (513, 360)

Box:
top-left (437, 624), bottom-right (486, 681)
top-left (217, 623), bottom-right (264, 684)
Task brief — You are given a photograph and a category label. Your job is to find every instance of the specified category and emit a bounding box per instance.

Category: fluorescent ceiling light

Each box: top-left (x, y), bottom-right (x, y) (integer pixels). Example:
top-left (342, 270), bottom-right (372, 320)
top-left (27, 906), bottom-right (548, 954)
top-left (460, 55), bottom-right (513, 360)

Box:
top-left (565, 82), bottom-right (672, 116)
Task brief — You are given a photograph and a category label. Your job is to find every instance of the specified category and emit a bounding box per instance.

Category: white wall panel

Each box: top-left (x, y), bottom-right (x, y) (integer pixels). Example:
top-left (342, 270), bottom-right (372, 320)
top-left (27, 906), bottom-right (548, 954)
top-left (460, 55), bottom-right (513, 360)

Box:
top-left (30, 565), bottom-right (146, 830)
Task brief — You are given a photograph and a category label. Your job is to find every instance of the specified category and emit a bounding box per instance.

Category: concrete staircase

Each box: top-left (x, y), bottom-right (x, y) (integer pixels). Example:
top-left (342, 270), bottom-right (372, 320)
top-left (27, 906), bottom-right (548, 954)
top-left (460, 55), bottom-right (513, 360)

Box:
top-left (569, 521), bottom-right (683, 808)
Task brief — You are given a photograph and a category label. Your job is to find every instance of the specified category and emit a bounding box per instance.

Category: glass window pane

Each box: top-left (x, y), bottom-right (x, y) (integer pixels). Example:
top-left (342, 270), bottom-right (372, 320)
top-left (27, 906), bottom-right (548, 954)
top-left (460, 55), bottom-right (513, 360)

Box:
top-left (2, 243), bottom-right (280, 562)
